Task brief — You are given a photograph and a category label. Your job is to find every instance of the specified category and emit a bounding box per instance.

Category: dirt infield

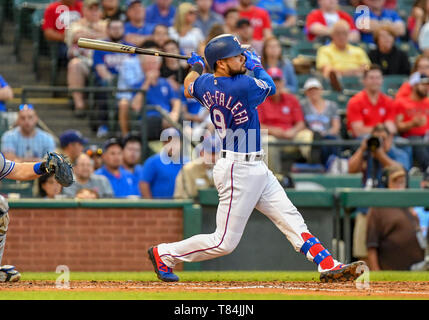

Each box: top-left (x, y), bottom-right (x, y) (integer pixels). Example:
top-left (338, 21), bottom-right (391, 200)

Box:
top-left (1, 281), bottom-right (429, 298)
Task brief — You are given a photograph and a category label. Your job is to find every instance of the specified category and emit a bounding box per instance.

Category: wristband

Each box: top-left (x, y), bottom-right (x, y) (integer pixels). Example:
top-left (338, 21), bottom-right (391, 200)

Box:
top-left (191, 63), bottom-right (203, 75)
top-left (33, 162), bottom-right (47, 175)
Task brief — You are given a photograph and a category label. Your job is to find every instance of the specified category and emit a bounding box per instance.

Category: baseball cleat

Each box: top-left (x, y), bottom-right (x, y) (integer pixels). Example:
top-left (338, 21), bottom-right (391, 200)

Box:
top-left (0, 265), bottom-right (21, 282)
top-left (148, 246), bottom-right (179, 282)
top-left (319, 260), bottom-right (366, 283)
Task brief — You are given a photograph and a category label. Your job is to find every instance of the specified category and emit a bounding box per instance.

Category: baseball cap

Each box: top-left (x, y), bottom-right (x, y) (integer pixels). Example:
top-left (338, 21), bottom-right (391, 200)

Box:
top-left (267, 67), bottom-right (284, 81)
top-left (59, 130), bottom-right (88, 148)
top-left (388, 166), bottom-right (407, 182)
top-left (84, 0), bottom-right (99, 7)
top-left (236, 18), bottom-right (251, 29)
top-left (102, 137), bottom-right (123, 152)
top-left (126, 0), bottom-right (141, 9)
top-left (202, 136), bottom-right (222, 153)
top-left (303, 78), bottom-right (323, 91)
top-left (409, 72), bottom-right (429, 86)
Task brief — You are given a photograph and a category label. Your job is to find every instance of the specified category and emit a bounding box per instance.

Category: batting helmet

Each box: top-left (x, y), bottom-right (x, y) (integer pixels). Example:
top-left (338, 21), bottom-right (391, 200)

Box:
top-left (204, 34), bottom-right (247, 71)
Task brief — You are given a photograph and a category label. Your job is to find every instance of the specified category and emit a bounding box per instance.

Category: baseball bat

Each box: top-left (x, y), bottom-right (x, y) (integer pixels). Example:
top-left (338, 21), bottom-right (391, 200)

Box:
top-left (77, 38), bottom-right (190, 60)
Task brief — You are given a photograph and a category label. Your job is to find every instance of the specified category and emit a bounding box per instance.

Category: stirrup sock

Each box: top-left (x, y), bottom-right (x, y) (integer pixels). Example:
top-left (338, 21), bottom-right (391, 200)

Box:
top-left (300, 232), bottom-right (334, 270)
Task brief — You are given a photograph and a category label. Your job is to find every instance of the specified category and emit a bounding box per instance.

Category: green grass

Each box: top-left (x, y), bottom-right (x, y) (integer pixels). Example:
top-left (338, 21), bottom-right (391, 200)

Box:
top-left (1, 271), bottom-right (428, 300)
top-left (18, 270), bottom-right (429, 282)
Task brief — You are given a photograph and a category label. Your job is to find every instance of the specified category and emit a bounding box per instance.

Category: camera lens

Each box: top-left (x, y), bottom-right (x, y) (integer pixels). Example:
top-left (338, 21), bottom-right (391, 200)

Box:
top-left (367, 136), bottom-right (381, 151)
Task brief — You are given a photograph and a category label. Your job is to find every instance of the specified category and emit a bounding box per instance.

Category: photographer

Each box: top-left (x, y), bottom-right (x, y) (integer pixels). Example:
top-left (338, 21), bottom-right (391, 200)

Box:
top-left (348, 123), bottom-right (410, 188)
top-left (348, 123), bottom-right (410, 262)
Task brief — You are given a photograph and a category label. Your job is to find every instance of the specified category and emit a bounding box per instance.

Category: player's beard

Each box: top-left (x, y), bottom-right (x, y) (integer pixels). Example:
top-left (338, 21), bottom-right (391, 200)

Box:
top-left (229, 65), bottom-right (247, 77)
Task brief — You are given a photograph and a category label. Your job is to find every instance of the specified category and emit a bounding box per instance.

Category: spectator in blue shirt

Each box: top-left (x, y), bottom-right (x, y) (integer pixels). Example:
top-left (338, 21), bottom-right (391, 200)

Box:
top-left (121, 133), bottom-right (144, 195)
top-left (117, 51), bottom-right (181, 138)
top-left (145, 0), bottom-right (176, 28)
top-left (140, 128), bottom-right (187, 198)
top-left (348, 123), bottom-right (411, 188)
top-left (93, 19), bottom-right (131, 83)
top-left (354, 0), bottom-right (405, 45)
top-left (0, 75), bottom-right (13, 112)
top-left (256, 0), bottom-right (296, 27)
top-left (123, 0), bottom-right (155, 47)
top-left (95, 137), bottom-right (140, 197)
top-left (1, 104), bottom-right (56, 162)
top-left (92, 19), bottom-right (132, 135)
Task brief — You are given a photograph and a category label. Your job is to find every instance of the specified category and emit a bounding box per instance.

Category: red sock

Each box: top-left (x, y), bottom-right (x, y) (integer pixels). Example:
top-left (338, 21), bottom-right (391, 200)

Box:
top-left (301, 232), bottom-right (334, 270)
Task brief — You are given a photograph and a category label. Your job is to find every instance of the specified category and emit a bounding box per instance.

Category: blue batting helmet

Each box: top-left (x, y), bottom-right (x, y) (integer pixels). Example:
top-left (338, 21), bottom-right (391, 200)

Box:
top-left (204, 34), bottom-right (247, 71)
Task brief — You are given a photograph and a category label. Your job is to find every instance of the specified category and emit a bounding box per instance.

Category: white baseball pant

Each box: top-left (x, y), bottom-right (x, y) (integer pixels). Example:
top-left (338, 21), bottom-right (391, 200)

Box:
top-left (158, 150), bottom-right (313, 268)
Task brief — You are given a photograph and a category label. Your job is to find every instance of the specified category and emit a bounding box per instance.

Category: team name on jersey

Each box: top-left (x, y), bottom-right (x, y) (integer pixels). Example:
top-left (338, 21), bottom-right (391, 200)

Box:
top-left (202, 90), bottom-right (249, 125)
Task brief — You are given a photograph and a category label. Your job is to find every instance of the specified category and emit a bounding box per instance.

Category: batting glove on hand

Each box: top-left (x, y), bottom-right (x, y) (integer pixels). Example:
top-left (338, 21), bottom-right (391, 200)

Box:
top-left (187, 52), bottom-right (205, 69)
top-left (243, 50), bottom-right (262, 71)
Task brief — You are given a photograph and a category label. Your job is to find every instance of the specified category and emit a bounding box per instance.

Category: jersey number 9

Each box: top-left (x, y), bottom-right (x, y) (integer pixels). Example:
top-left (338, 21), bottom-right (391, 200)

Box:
top-left (212, 109), bottom-right (227, 139)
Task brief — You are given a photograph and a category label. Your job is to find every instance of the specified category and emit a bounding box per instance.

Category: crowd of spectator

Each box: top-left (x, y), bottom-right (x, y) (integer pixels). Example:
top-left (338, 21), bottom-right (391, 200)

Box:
top-left (1, 0), bottom-right (429, 177)
top-left (2, 0), bottom-right (429, 270)
top-left (1, 0), bottom-right (428, 176)
top-left (0, 105), bottom-right (220, 200)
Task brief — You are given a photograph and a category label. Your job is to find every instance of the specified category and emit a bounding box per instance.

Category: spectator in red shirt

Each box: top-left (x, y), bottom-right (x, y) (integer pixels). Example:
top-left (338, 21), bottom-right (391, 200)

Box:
top-left (395, 72), bottom-right (429, 172)
top-left (43, 0), bottom-right (83, 42)
top-left (42, 0), bottom-right (83, 61)
top-left (258, 67), bottom-right (312, 173)
top-left (346, 64), bottom-right (397, 138)
top-left (396, 55), bottom-right (429, 100)
top-left (305, 0), bottom-right (360, 43)
top-left (238, 0), bottom-right (272, 42)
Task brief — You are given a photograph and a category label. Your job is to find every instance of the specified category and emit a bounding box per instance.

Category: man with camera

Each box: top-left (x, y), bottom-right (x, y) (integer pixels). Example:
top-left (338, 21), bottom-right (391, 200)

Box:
top-left (348, 123), bottom-right (410, 262)
top-left (348, 123), bottom-right (410, 188)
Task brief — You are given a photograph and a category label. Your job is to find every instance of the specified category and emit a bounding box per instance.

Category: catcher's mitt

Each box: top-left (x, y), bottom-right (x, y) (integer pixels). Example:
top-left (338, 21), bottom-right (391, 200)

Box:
top-left (43, 152), bottom-right (74, 187)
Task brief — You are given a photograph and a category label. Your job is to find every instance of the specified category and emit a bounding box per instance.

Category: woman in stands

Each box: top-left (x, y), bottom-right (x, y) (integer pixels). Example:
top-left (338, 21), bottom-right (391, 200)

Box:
top-left (168, 2), bottom-right (205, 56)
top-left (408, 0), bottom-right (429, 44)
top-left (261, 36), bottom-right (298, 93)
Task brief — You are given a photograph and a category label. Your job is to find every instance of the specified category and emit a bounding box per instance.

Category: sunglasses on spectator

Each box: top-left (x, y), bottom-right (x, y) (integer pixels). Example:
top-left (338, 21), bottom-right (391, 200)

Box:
top-left (18, 104), bottom-right (34, 111)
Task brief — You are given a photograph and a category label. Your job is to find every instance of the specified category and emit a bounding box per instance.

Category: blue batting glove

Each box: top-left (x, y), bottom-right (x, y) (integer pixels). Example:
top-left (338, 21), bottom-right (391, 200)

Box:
top-left (243, 50), bottom-right (262, 71)
top-left (187, 52), bottom-right (205, 69)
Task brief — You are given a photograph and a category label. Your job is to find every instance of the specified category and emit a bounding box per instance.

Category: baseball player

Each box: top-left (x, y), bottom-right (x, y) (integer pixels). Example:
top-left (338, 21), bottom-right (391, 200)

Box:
top-left (148, 34), bottom-right (365, 283)
top-left (0, 152), bottom-right (73, 282)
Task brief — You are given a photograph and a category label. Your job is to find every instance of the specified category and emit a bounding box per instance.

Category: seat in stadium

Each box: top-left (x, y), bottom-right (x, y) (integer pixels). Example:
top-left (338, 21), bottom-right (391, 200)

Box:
top-left (13, 0), bottom-right (51, 60)
top-left (273, 26), bottom-right (303, 48)
top-left (340, 76), bottom-right (363, 93)
top-left (322, 91), bottom-right (350, 111)
top-left (382, 74), bottom-right (408, 97)
top-left (290, 40), bottom-right (323, 59)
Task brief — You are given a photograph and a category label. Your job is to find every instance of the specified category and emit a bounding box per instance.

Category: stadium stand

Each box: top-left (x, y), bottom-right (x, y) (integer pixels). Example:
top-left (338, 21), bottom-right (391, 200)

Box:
top-left (0, 0), bottom-right (428, 193)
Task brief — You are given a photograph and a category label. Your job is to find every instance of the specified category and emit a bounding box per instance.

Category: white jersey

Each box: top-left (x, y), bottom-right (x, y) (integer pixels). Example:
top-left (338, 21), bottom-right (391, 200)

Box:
top-left (0, 153), bottom-right (15, 181)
